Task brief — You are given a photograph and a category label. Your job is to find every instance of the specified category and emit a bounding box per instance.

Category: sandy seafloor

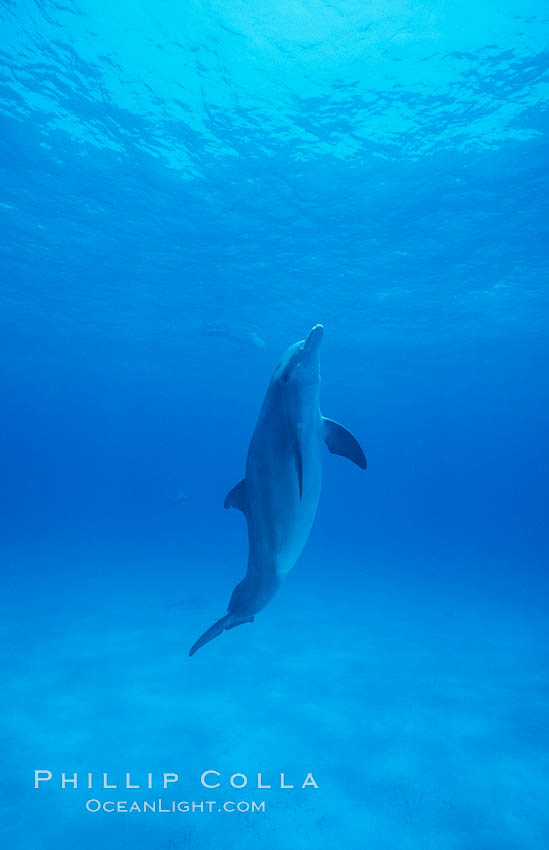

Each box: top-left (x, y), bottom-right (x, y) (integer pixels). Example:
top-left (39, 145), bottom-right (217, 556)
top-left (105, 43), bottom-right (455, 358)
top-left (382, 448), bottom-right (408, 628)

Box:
top-left (2, 545), bottom-right (547, 850)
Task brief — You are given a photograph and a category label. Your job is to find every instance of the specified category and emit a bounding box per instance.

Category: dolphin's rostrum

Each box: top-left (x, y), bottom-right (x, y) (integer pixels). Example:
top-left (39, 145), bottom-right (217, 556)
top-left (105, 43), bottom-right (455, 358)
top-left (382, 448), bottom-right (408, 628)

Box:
top-left (189, 324), bottom-right (366, 656)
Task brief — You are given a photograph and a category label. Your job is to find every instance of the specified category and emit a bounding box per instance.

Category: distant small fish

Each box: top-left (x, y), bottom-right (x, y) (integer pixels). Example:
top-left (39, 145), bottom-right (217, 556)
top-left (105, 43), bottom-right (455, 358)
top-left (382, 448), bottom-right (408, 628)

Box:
top-left (170, 489), bottom-right (193, 506)
top-left (202, 322), bottom-right (264, 349)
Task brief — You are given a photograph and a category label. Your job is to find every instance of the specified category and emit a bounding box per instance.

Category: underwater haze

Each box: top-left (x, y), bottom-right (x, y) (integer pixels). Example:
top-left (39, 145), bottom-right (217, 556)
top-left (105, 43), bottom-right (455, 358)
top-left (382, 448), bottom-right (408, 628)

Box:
top-left (1, 0), bottom-right (549, 848)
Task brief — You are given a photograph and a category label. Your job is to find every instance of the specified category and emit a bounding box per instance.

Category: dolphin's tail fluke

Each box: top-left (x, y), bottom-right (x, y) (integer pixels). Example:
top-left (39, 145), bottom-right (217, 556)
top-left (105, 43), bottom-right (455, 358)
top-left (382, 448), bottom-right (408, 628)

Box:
top-left (189, 613), bottom-right (254, 657)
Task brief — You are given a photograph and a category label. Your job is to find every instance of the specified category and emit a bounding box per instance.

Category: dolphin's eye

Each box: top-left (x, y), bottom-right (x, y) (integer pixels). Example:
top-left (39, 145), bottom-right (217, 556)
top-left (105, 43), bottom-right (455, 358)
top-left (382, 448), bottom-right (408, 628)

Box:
top-left (281, 371), bottom-right (290, 383)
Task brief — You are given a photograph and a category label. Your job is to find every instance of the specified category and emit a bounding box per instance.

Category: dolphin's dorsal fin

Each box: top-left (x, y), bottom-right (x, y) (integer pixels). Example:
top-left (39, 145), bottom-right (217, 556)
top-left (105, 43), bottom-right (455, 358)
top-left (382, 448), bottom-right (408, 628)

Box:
top-left (323, 418), bottom-right (367, 469)
top-left (224, 478), bottom-right (247, 512)
top-left (294, 423), bottom-right (303, 500)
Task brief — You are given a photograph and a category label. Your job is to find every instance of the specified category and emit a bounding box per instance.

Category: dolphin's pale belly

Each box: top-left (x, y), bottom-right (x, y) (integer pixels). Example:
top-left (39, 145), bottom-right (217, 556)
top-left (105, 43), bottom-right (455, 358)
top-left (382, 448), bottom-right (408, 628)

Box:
top-left (245, 409), bottom-right (324, 579)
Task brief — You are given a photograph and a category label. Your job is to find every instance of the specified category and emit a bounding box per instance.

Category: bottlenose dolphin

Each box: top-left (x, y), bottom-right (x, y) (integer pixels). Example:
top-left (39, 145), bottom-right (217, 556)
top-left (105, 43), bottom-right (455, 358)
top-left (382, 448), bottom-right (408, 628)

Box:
top-left (189, 324), bottom-right (366, 656)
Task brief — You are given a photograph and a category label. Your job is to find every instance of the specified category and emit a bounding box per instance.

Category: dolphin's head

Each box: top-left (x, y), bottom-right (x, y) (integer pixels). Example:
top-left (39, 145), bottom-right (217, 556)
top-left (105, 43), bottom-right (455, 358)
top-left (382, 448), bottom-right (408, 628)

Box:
top-left (270, 324), bottom-right (324, 389)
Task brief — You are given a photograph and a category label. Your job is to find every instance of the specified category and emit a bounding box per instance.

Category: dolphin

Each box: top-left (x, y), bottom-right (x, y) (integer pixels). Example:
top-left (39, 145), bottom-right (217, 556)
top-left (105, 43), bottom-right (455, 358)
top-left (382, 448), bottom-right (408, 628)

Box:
top-left (189, 324), bottom-right (366, 656)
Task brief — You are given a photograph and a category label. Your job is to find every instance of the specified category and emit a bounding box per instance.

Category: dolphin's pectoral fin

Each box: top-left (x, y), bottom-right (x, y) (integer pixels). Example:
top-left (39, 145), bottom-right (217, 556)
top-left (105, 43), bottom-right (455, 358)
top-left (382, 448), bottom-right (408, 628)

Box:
top-left (224, 478), bottom-right (247, 512)
top-left (189, 613), bottom-right (254, 656)
top-left (294, 423), bottom-right (303, 499)
top-left (323, 417), bottom-right (367, 469)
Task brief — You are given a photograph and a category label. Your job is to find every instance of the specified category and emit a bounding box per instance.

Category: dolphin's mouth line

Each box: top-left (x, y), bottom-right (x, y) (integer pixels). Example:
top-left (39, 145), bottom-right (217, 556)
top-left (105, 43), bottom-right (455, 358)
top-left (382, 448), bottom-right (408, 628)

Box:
top-left (303, 323), bottom-right (324, 354)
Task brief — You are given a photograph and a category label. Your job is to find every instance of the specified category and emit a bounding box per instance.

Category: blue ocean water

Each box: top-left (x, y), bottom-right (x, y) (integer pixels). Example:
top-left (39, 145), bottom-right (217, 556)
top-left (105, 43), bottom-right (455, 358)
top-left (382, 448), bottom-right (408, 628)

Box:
top-left (1, 0), bottom-right (549, 847)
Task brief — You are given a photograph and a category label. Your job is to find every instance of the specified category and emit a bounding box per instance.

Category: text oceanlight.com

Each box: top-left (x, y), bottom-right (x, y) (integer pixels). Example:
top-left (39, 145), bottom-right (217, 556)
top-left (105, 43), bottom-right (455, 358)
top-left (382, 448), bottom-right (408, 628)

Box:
top-left (85, 799), bottom-right (266, 814)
